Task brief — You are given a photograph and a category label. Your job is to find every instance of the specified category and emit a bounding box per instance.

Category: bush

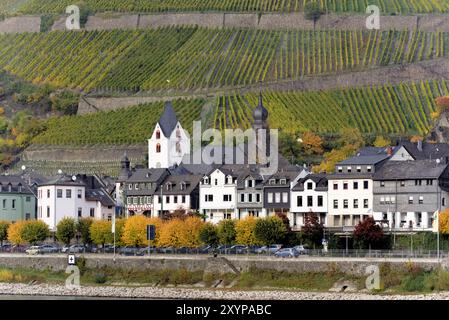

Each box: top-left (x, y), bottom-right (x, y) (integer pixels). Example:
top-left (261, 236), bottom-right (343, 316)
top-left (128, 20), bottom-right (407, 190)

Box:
top-left (94, 273), bottom-right (107, 284)
top-left (401, 274), bottom-right (425, 292)
top-left (56, 217), bottom-right (76, 245)
top-left (0, 269), bottom-right (14, 282)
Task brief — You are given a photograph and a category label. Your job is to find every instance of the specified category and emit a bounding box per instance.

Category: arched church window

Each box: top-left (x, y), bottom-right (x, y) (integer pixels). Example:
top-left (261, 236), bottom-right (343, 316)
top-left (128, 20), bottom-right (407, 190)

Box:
top-left (176, 141), bottom-right (181, 153)
top-left (176, 128), bottom-right (181, 138)
top-left (156, 143), bottom-right (161, 153)
top-left (156, 130), bottom-right (161, 139)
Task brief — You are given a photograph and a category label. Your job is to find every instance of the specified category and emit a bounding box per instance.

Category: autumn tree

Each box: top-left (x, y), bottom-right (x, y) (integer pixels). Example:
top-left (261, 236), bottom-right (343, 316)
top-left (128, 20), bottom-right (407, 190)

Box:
top-left (436, 96), bottom-right (449, 115)
top-left (217, 220), bottom-right (236, 245)
top-left (235, 216), bottom-right (261, 246)
top-left (0, 221), bottom-right (10, 246)
top-left (254, 216), bottom-right (287, 245)
top-left (301, 213), bottom-right (324, 247)
top-left (21, 221), bottom-right (50, 245)
top-left (353, 217), bottom-right (384, 249)
top-left (158, 218), bottom-right (184, 247)
top-left (56, 217), bottom-right (76, 246)
top-left (338, 127), bottom-right (364, 149)
top-left (90, 220), bottom-right (113, 247)
top-left (114, 218), bottom-right (126, 247)
top-left (439, 209), bottom-right (449, 234)
top-left (180, 216), bottom-right (204, 247)
top-left (410, 135), bottom-right (423, 143)
top-left (122, 215), bottom-right (150, 247)
top-left (373, 136), bottom-right (391, 148)
top-left (7, 221), bottom-right (26, 245)
top-left (199, 223), bottom-right (219, 246)
top-left (313, 144), bottom-right (358, 173)
top-left (301, 131), bottom-right (324, 155)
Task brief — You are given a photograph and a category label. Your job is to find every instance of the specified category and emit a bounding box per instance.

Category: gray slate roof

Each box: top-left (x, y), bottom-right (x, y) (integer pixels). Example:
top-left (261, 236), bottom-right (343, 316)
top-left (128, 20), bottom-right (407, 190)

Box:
top-left (399, 141), bottom-right (449, 161)
top-left (85, 189), bottom-right (115, 207)
top-left (126, 168), bottom-right (169, 183)
top-left (337, 154), bottom-right (390, 166)
top-left (0, 175), bottom-right (34, 194)
top-left (374, 160), bottom-right (449, 180)
top-left (292, 174), bottom-right (328, 191)
top-left (158, 174), bottom-right (202, 195)
top-left (158, 101), bottom-right (179, 137)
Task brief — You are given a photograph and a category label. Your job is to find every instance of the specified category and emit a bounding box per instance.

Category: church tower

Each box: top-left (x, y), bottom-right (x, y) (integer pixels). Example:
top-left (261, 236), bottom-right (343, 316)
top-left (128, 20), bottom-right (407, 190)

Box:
top-left (252, 93), bottom-right (270, 163)
top-left (148, 101), bottom-right (191, 169)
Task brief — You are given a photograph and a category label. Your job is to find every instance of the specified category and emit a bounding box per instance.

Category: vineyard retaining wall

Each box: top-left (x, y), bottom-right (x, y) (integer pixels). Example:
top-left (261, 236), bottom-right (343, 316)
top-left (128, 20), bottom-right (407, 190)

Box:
top-left (0, 16), bottom-right (40, 33)
top-left (22, 145), bottom-right (146, 162)
top-left (48, 13), bottom-right (449, 32)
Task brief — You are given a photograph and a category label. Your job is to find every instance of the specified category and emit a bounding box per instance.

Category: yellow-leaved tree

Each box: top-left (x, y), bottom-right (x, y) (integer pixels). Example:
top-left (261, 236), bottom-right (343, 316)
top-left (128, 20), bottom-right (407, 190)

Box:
top-left (439, 209), bottom-right (449, 234)
top-left (89, 220), bottom-right (113, 247)
top-left (7, 221), bottom-right (27, 245)
top-left (121, 215), bottom-right (150, 247)
top-left (180, 216), bottom-right (204, 248)
top-left (235, 216), bottom-right (261, 245)
top-left (373, 136), bottom-right (391, 148)
top-left (158, 219), bottom-right (185, 248)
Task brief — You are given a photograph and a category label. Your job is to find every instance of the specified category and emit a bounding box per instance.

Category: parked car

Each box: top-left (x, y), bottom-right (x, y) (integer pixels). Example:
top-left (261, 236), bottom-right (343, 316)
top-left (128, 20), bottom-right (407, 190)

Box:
top-left (293, 245), bottom-right (310, 255)
top-left (103, 244), bottom-right (119, 253)
top-left (39, 244), bottom-right (60, 254)
top-left (216, 245), bottom-right (232, 254)
top-left (0, 244), bottom-right (12, 252)
top-left (274, 248), bottom-right (300, 258)
top-left (197, 245), bottom-right (213, 254)
top-left (25, 246), bottom-right (41, 255)
top-left (61, 244), bottom-right (85, 253)
top-left (227, 245), bottom-right (248, 254)
top-left (10, 245), bottom-right (28, 253)
top-left (119, 246), bottom-right (145, 256)
top-left (255, 244), bottom-right (282, 254)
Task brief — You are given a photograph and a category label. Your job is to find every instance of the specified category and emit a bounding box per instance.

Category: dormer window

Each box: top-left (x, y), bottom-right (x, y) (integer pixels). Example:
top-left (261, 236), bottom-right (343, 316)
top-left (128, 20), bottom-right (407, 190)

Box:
top-left (8, 184), bottom-right (11, 192)
top-left (226, 176), bottom-right (233, 184)
top-left (166, 183), bottom-right (172, 191)
top-left (156, 130), bottom-right (161, 139)
top-left (280, 179), bottom-right (286, 185)
top-left (347, 166), bottom-right (352, 173)
top-left (307, 182), bottom-right (313, 190)
top-left (128, 184), bottom-right (132, 190)
top-left (337, 167), bottom-right (343, 173)
top-left (18, 184), bottom-right (22, 193)
top-left (357, 166), bottom-right (362, 172)
top-left (203, 177), bottom-right (209, 185)
top-left (367, 166), bottom-right (372, 173)
top-left (247, 179), bottom-right (254, 188)
top-left (180, 182), bottom-right (186, 191)
top-left (134, 183), bottom-right (139, 190)
top-left (269, 179), bottom-right (276, 185)
top-left (0, 184), bottom-right (2, 192)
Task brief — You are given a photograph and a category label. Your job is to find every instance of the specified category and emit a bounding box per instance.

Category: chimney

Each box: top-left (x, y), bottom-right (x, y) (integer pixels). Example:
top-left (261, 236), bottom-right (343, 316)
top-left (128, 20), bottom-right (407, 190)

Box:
top-left (417, 140), bottom-right (423, 152)
top-left (387, 146), bottom-right (393, 156)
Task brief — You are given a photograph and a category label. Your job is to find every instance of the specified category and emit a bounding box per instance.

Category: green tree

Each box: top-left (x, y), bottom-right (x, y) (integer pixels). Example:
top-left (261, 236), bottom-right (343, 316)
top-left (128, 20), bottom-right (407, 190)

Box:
top-left (304, 1), bottom-right (323, 30)
top-left (21, 221), bottom-right (50, 245)
top-left (0, 221), bottom-right (10, 246)
top-left (90, 220), bottom-right (113, 248)
top-left (199, 223), bottom-right (219, 246)
top-left (254, 216), bottom-right (287, 245)
top-left (76, 218), bottom-right (93, 245)
top-left (217, 220), bottom-right (236, 245)
top-left (56, 217), bottom-right (76, 246)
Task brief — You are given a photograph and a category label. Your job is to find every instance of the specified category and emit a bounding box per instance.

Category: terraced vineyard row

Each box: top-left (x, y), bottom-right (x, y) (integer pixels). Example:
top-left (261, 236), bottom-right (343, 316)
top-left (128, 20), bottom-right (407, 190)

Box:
top-left (213, 80), bottom-right (448, 135)
top-left (32, 80), bottom-right (445, 147)
top-left (0, 0), bottom-right (24, 15)
top-left (0, 28), bottom-right (445, 92)
top-left (16, 0), bottom-right (449, 14)
top-left (32, 98), bottom-right (204, 146)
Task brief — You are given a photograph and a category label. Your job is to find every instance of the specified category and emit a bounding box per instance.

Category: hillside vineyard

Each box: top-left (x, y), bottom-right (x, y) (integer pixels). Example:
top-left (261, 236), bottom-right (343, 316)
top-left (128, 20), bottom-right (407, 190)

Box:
top-left (14, 0), bottom-right (449, 14)
top-left (0, 28), bottom-right (446, 92)
top-left (31, 80), bottom-right (447, 147)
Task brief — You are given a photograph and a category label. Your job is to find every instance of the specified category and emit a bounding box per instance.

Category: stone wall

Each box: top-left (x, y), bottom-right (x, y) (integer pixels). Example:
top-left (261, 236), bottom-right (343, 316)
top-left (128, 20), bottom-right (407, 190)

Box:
top-left (22, 145), bottom-right (146, 162)
top-left (48, 13), bottom-right (449, 32)
top-left (0, 16), bottom-right (41, 33)
top-left (0, 255), bottom-right (443, 276)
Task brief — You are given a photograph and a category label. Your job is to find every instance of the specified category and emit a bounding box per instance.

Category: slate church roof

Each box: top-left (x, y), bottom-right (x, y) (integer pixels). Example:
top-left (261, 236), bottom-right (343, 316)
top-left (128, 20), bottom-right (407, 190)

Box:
top-left (158, 102), bottom-right (179, 137)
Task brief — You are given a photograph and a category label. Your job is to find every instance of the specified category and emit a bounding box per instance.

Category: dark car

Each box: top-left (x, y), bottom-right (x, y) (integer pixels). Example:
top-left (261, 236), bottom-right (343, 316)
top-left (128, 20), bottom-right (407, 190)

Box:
top-left (198, 245), bottom-right (213, 254)
top-left (0, 244), bottom-right (12, 252)
top-left (103, 244), bottom-right (119, 253)
top-left (227, 245), bottom-right (248, 254)
top-left (10, 245), bottom-right (27, 253)
top-left (120, 246), bottom-right (145, 256)
top-left (274, 248), bottom-right (300, 258)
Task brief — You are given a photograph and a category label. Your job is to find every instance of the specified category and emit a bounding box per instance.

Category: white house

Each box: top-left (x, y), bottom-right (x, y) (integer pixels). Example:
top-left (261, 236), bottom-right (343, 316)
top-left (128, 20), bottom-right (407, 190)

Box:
top-left (290, 174), bottom-right (328, 230)
top-left (200, 168), bottom-right (238, 224)
top-left (37, 175), bottom-right (115, 231)
top-left (148, 101), bottom-right (190, 169)
top-left (326, 153), bottom-right (389, 229)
